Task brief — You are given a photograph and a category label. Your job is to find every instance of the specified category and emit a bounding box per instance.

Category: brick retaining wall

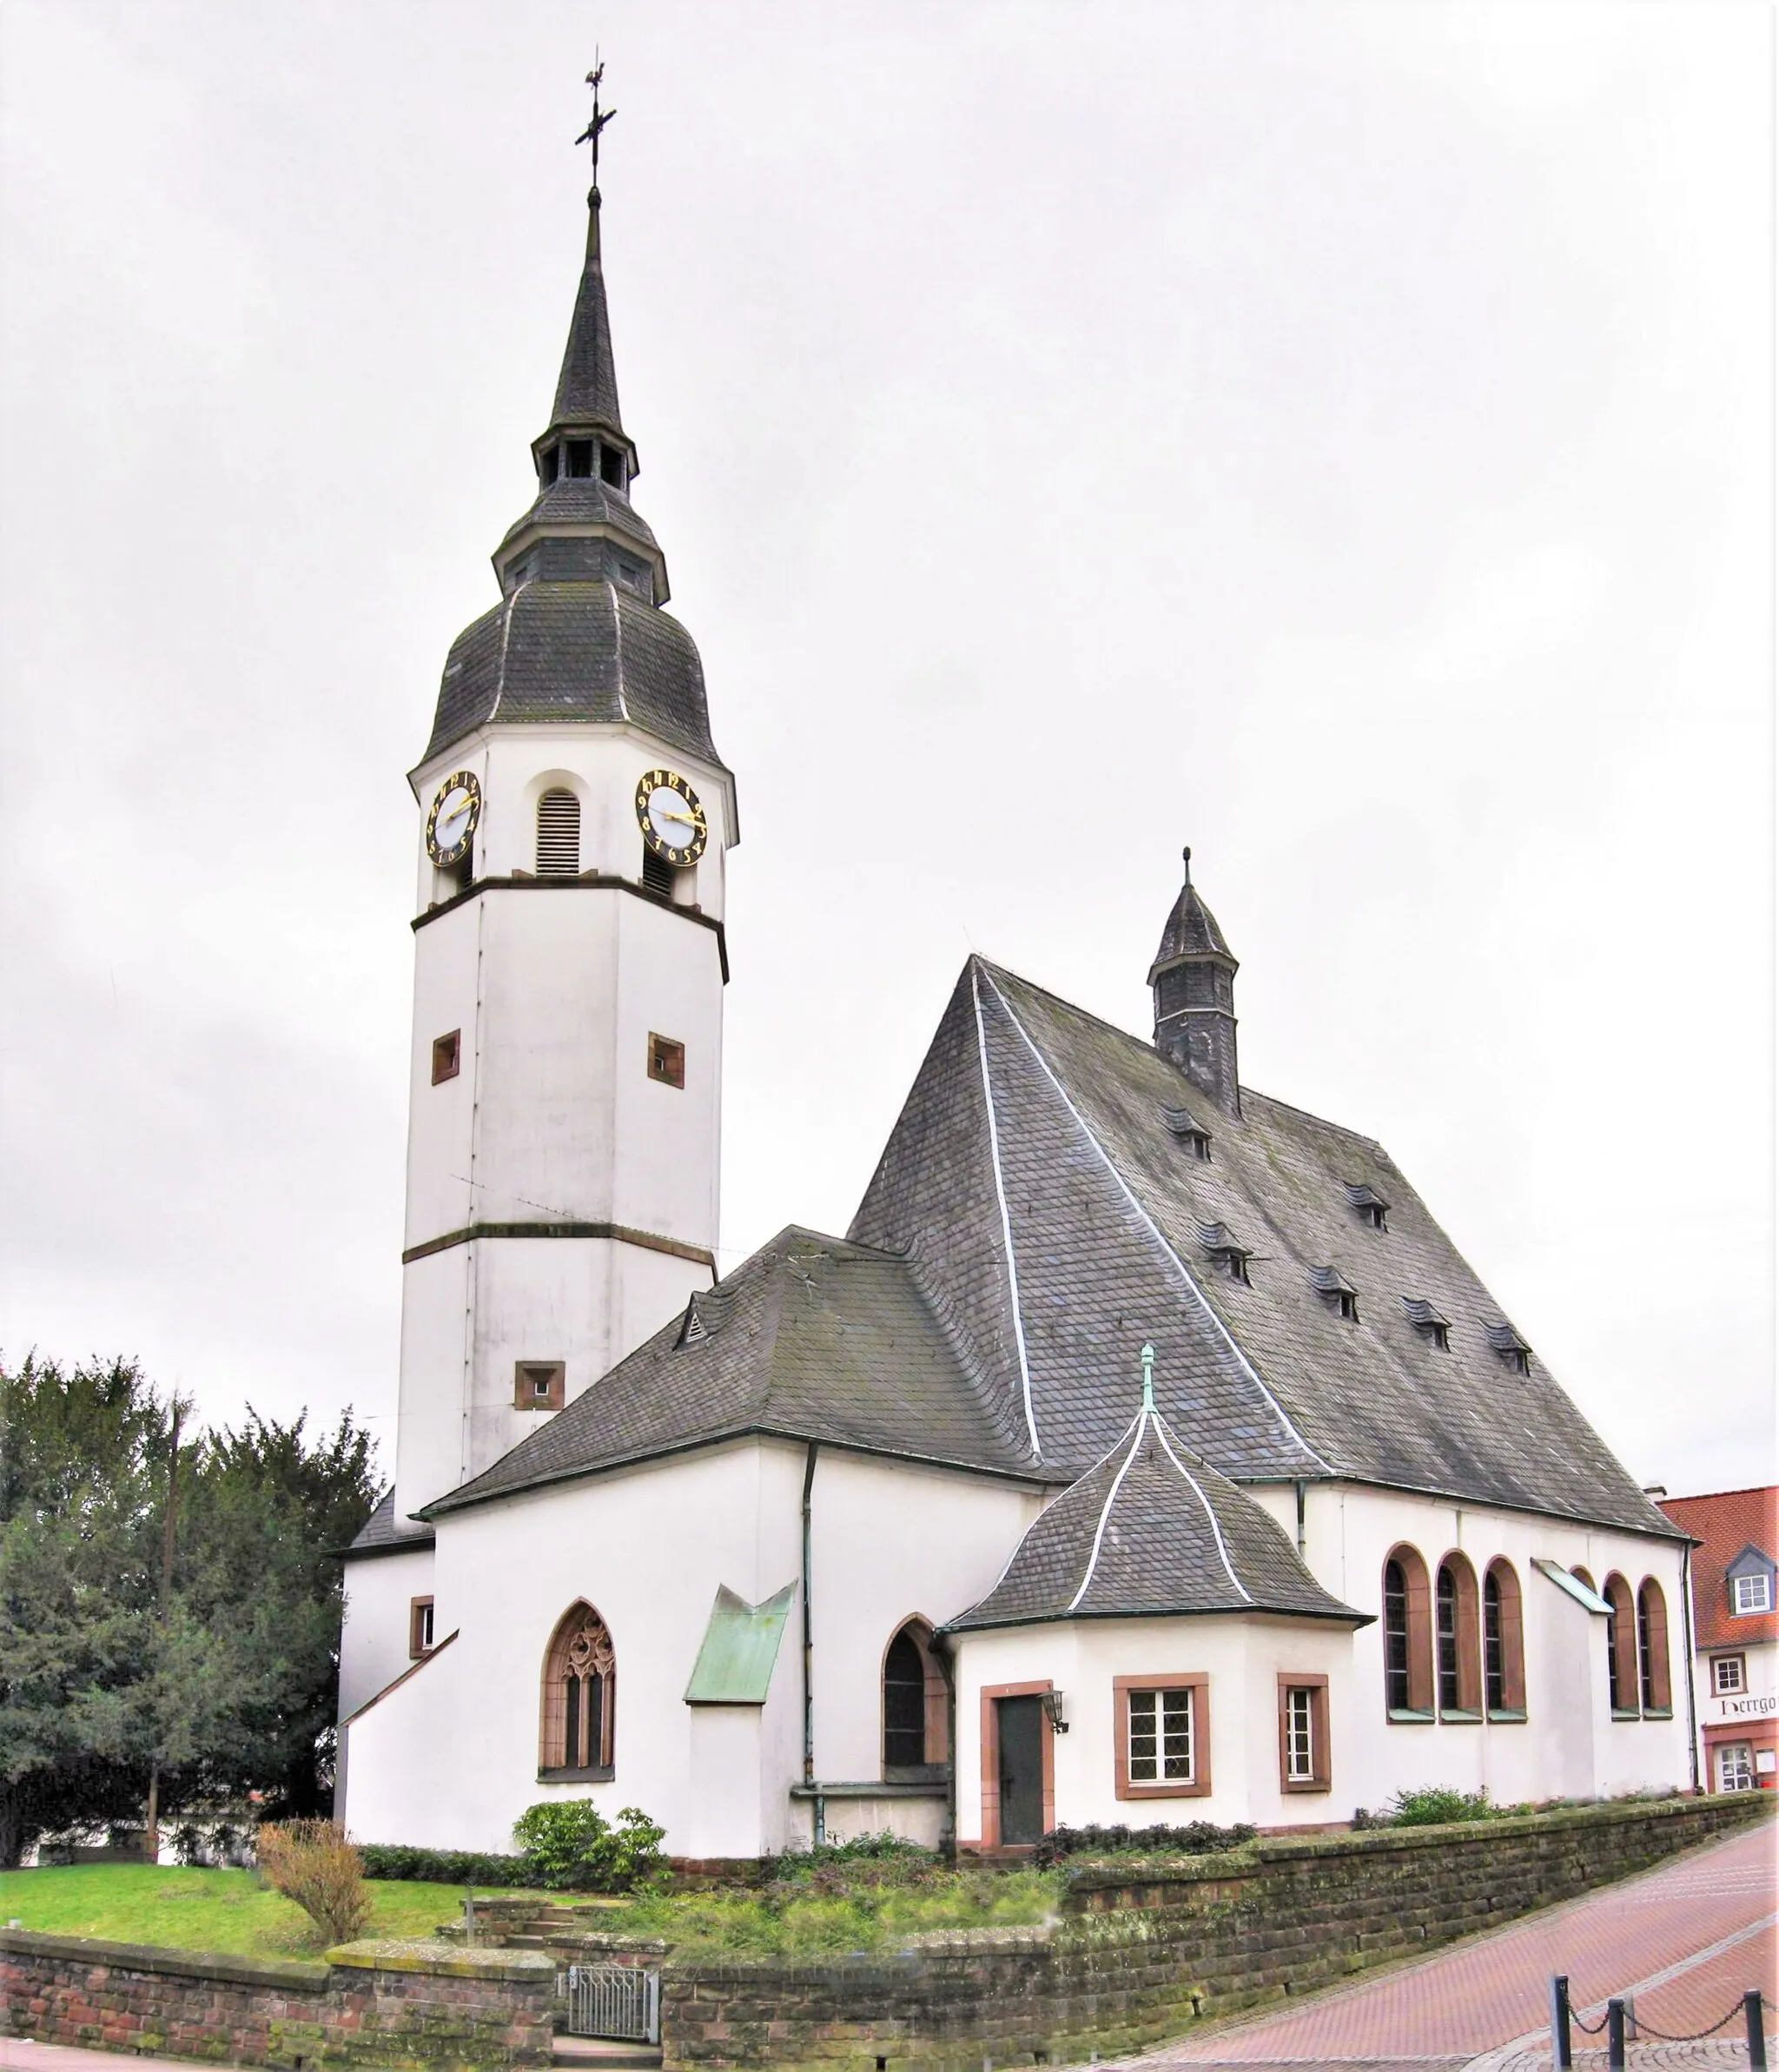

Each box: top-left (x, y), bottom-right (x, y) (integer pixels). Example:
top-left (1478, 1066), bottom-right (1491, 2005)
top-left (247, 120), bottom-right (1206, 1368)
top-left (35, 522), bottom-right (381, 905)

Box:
top-left (664, 1793), bottom-right (1775, 2071)
top-left (0, 1931), bottom-right (556, 2070)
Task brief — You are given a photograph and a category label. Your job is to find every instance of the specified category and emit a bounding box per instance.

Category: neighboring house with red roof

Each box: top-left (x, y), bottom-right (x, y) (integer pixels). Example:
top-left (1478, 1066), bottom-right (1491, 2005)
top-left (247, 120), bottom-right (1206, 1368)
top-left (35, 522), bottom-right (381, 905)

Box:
top-left (1659, 1486), bottom-right (1778, 1794)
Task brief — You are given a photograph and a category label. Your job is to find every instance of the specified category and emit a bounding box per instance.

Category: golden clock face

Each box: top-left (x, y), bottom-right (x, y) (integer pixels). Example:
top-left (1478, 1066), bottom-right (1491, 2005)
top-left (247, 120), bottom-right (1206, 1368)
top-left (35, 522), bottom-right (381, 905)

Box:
top-left (426, 770), bottom-right (481, 867)
top-left (635, 767), bottom-right (708, 865)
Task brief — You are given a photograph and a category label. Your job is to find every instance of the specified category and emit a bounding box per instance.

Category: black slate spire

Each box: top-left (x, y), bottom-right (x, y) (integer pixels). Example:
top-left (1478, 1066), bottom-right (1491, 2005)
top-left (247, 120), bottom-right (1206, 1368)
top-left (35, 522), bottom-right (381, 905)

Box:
top-left (550, 189), bottom-right (626, 440)
top-left (1149, 848), bottom-right (1241, 1118)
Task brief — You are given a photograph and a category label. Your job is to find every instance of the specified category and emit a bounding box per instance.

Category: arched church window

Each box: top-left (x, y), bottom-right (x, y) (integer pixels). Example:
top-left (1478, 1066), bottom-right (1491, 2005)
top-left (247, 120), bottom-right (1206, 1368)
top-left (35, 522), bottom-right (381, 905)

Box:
top-left (1637, 1579), bottom-right (1671, 1713)
top-left (882, 1618), bottom-right (948, 1777)
top-left (537, 790), bottom-right (581, 876)
top-left (540, 1601), bottom-right (615, 1776)
top-left (1604, 1573), bottom-right (1637, 1715)
top-left (1483, 1559), bottom-right (1525, 1715)
top-left (1435, 1554), bottom-right (1480, 1715)
top-left (1382, 1546), bottom-right (1433, 1717)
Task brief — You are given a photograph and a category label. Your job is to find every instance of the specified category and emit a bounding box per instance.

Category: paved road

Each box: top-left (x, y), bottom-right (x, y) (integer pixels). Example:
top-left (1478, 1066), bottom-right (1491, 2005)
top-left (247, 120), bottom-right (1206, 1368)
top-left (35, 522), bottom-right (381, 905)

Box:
top-left (1131, 1818), bottom-right (1776, 2072)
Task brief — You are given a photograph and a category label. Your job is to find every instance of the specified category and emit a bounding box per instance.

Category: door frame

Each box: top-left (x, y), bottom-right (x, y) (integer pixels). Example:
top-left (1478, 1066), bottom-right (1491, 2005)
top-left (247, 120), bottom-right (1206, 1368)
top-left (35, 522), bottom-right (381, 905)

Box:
top-left (979, 1679), bottom-right (1055, 1848)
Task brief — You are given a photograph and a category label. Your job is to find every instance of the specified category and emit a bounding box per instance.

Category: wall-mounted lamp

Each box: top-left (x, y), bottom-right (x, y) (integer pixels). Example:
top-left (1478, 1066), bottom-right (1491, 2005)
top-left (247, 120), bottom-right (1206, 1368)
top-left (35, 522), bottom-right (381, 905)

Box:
top-left (1041, 1691), bottom-right (1069, 1735)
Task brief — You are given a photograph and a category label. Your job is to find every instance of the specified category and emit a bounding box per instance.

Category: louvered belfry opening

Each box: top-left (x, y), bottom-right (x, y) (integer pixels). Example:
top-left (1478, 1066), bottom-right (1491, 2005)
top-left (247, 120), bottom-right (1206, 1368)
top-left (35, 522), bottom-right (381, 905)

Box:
top-left (537, 789), bottom-right (582, 876)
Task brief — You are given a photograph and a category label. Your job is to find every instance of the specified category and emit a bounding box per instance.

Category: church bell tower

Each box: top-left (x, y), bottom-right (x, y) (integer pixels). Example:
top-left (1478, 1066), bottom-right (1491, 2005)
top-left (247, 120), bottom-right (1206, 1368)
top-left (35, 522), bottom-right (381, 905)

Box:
top-left (1149, 848), bottom-right (1240, 1117)
top-left (391, 94), bottom-right (736, 1530)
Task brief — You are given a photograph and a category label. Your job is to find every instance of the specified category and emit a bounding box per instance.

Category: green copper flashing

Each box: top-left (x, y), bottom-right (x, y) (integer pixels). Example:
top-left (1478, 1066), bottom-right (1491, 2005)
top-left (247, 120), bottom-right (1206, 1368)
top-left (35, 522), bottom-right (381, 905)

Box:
top-left (684, 1580), bottom-right (797, 1705)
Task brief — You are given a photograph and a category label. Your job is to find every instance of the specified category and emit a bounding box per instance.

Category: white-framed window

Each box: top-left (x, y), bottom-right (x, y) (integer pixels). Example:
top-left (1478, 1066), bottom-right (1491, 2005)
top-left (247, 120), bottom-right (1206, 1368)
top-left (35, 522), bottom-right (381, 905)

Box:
top-left (1128, 1686), bottom-right (1194, 1784)
top-left (1732, 1571), bottom-right (1773, 1616)
top-left (1713, 1654), bottom-right (1748, 1695)
top-left (1716, 1741), bottom-right (1756, 1793)
top-left (1285, 1686), bottom-right (1315, 1781)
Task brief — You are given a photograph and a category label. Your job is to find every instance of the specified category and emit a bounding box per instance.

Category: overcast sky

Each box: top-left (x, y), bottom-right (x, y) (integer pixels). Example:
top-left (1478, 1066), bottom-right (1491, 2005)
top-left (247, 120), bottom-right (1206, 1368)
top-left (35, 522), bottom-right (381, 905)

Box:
top-left (1, 1), bottom-right (1771, 1500)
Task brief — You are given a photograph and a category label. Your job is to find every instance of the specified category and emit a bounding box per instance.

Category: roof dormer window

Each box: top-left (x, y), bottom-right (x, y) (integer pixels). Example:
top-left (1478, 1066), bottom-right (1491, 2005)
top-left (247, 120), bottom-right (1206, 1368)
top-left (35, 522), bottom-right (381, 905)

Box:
top-left (1345, 1182), bottom-right (1390, 1233)
top-left (1485, 1321), bottom-right (1531, 1375)
top-left (1197, 1221), bottom-right (1252, 1285)
top-left (1403, 1298), bottom-right (1451, 1351)
top-left (1311, 1266), bottom-right (1359, 1322)
top-left (1162, 1106), bottom-right (1212, 1161)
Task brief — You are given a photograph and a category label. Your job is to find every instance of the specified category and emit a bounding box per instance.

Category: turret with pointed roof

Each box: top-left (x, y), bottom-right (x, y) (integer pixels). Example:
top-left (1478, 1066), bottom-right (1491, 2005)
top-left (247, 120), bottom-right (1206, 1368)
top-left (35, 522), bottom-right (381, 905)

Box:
top-left (1150, 847), bottom-right (1240, 1116)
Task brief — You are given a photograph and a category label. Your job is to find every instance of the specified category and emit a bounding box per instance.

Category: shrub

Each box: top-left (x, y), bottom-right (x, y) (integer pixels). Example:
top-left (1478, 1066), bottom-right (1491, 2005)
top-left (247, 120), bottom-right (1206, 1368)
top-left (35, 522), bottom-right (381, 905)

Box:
top-left (765, 1832), bottom-right (940, 1895)
top-left (358, 1842), bottom-right (537, 1887)
top-left (257, 1820), bottom-right (372, 1944)
top-left (1033, 1819), bottom-right (1255, 1866)
top-left (1386, 1785), bottom-right (1500, 1827)
top-left (511, 1802), bottom-right (666, 1892)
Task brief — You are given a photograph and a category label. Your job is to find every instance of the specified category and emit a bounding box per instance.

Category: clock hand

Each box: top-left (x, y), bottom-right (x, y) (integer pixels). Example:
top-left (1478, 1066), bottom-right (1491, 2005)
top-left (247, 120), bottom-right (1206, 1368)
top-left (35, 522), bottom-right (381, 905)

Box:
top-left (656, 809), bottom-right (700, 829)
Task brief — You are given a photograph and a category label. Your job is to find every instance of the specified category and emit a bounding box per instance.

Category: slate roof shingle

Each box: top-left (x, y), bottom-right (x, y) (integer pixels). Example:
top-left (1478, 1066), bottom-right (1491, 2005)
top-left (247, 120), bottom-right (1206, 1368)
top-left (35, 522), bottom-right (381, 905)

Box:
top-left (947, 1401), bottom-right (1366, 1631)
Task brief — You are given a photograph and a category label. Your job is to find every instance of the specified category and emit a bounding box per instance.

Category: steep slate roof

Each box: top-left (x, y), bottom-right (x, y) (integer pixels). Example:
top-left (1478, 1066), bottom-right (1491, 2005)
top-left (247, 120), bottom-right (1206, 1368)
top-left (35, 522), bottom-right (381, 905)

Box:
top-left (552, 195), bottom-right (625, 433)
top-left (848, 958), bottom-right (1681, 1540)
top-left (1660, 1486), bottom-right (1778, 1649)
top-left (948, 1396), bottom-right (1364, 1631)
top-left (345, 1488), bottom-right (434, 1559)
top-left (423, 581), bottom-right (719, 770)
top-left (422, 1228), bottom-right (1036, 1515)
top-left (1148, 852), bottom-right (1233, 974)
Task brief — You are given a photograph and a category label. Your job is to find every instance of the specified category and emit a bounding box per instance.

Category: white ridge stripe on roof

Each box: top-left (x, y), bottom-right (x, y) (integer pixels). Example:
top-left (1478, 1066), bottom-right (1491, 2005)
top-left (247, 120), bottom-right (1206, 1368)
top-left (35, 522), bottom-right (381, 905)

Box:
top-left (972, 963), bottom-right (1041, 1459)
top-left (488, 590), bottom-right (515, 723)
top-left (1068, 1410), bottom-right (1147, 1612)
top-left (979, 966), bottom-right (1333, 1475)
top-left (1153, 1414), bottom-right (1251, 1602)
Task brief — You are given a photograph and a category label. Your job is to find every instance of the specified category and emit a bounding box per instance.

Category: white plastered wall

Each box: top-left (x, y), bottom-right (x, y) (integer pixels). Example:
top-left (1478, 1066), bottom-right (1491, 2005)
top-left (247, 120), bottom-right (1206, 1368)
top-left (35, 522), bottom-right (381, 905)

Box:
top-left (1247, 1480), bottom-right (1690, 1811)
top-left (338, 1546), bottom-right (435, 1725)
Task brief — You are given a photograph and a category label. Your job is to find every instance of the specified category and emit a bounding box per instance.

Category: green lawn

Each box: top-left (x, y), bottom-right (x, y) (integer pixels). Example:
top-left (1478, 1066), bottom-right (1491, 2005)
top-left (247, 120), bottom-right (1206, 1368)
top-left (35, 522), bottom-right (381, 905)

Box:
top-left (0, 1864), bottom-right (503, 1960)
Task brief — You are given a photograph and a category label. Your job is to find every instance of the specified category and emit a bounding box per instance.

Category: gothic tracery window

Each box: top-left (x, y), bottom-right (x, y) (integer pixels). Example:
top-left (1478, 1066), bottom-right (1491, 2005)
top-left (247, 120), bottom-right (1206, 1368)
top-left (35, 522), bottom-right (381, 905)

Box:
top-left (540, 1601), bottom-right (616, 1774)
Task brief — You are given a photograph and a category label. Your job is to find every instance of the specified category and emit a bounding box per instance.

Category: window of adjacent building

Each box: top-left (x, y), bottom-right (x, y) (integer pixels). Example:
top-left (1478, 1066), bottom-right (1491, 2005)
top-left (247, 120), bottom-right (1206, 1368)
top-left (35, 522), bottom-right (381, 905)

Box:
top-left (1716, 1741), bottom-right (1756, 1793)
top-left (1604, 1573), bottom-right (1638, 1715)
top-left (1114, 1675), bottom-right (1210, 1798)
top-left (431, 1029), bottom-right (461, 1084)
top-left (1637, 1579), bottom-right (1672, 1713)
top-left (1483, 1560), bottom-right (1526, 1717)
top-left (1714, 1654), bottom-right (1747, 1695)
top-left (536, 789), bottom-right (581, 876)
top-left (1733, 1571), bottom-right (1774, 1616)
top-left (1278, 1676), bottom-right (1330, 1791)
top-left (648, 1033), bottom-right (685, 1089)
top-left (1383, 1547), bottom-right (1434, 1717)
top-left (539, 1601), bottom-right (616, 1777)
top-left (409, 1597), bottom-right (435, 1658)
top-left (513, 1360), bottom-right (565, 1412)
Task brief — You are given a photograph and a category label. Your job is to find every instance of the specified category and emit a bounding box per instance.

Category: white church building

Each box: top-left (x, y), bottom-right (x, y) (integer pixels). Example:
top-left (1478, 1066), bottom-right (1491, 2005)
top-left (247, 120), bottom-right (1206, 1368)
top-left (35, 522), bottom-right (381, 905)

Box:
top-left (336, 153), bottom-right (1694, 1862)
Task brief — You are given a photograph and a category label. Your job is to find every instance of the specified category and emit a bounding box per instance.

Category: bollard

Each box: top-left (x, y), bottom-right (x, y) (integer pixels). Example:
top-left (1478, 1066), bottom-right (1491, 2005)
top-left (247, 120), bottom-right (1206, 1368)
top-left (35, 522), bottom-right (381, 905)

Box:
top-left (1606, 1998), bottom-right (1626, 2072)
top-left (1748, 1990), bottom-right (1768, 2072)
top-left (1550, 1975), bottom-right (1573, 2072)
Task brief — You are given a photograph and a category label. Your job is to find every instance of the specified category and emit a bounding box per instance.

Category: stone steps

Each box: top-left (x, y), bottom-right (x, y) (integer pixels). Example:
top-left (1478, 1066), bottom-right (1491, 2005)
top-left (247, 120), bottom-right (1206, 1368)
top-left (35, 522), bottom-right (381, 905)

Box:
top-left (551, 2036), bottom-right (661, 2069)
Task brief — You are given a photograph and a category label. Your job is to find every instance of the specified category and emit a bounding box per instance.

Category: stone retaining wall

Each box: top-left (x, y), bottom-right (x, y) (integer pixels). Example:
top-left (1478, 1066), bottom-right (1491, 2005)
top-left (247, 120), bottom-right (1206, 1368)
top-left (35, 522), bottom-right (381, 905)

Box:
top-left (0, 1931), bottom-right (556, 2070)
top-left (664, 1793), bottom-right (1774, 2071)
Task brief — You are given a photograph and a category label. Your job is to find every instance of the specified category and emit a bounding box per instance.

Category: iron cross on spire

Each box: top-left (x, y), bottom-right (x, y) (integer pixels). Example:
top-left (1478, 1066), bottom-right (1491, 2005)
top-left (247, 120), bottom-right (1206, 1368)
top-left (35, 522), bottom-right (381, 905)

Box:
top-left (575, 58), bottom-right (617, 185)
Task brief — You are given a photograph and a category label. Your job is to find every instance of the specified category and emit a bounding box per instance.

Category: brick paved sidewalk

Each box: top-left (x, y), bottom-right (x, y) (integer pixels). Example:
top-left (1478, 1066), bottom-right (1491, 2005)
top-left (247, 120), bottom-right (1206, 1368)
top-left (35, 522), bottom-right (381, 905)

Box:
top-left (1128, 1818), bottom-right (1776, 2072)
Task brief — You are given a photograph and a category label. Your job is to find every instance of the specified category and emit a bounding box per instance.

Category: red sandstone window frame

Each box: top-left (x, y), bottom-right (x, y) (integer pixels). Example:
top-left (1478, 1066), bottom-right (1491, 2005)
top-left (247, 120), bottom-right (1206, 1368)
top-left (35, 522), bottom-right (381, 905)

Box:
top-left (1383, 1545), bottom-right (1435, 1718)
top-left (1483, 1559), bottom-right (1526, 1718)
top-left (978, 1679), bottom-right (1056, 1848)
top-left (431, 1030), bottom-right (461, 1084)
top-left (513, 1360), bottom-right (566, 1412)
top-left (1114, 1673), bottom-right (1212, 1801)
top-left (1637, 1578), bottom-right (1673, 1715)
top-left (1604, 1572), bottom-right (1639, 1717)
top-left (881, 1616), bottom-right (949, 1780)
top-left (648, 1033), bottom-right (686, 1089)
top-left (1436, 1552), bottom-right (1483, 1718)
top-left (539, 1600), bottom-right (617, 1780)
top-left (408, 1596), bottom-right (435, 1659)
top-left (1276, 1673), bottom-right (1330, 1793)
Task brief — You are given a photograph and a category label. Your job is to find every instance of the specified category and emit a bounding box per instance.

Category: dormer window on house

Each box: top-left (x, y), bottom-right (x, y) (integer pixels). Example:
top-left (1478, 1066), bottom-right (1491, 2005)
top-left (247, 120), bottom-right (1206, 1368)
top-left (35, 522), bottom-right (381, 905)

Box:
top-left (1732, 1569), bottom-right (1773, 1615)
top-left (1161, 1107), bottom-right (1213, 1160)
top-left (1485, 1321), bottom-right (1532, 1375)
top-left (1311, 1266), bottom-right (1359, 1322)
top-left (1403, 1298), bottom-right (1451, 1351)
top-left (1345, 1182), bottom-right (1390, 1233)
top-left (1197, 1221), bottom-right (1253, 1285)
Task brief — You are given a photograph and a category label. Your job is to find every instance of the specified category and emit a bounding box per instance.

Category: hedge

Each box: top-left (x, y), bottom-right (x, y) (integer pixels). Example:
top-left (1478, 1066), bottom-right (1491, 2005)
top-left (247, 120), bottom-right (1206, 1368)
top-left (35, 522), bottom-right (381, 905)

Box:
top-left (357, 1843), bottom-right (544, 1888)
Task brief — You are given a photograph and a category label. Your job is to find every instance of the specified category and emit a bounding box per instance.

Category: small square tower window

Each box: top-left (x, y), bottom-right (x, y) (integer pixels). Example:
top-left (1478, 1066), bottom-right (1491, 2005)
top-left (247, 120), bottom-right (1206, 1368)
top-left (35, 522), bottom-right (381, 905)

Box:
top-left (599, 443), bottom-right (626, 488)
top-left (648, 1034), bottom-right (686, 1089)
top-left (432, 1030), bottom-right (461, 1084)
top-left (514, 1360), bottom-right (565, 1412)
top-left (565, 439), bottom-right (594, 478)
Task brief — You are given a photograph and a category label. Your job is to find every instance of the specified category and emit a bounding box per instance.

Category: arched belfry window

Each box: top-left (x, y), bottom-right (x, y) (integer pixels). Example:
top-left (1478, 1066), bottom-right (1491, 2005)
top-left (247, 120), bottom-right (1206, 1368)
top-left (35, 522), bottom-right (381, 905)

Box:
top-left (540, 1601), bottom-right (615, 1776)
top-left (537, 789), bottom-right (581, 876)
top-left (882, 1618), bottom-right (949, 1779)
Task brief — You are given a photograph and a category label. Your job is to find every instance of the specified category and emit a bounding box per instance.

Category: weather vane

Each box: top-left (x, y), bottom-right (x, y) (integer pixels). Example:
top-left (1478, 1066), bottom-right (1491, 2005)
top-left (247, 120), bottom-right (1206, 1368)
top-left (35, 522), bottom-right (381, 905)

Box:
top-left (576, 56), bottom-right (617, 186)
